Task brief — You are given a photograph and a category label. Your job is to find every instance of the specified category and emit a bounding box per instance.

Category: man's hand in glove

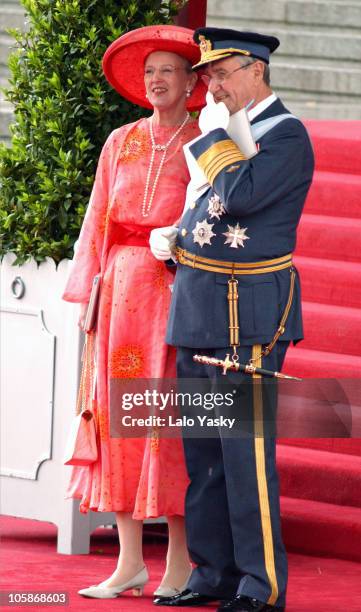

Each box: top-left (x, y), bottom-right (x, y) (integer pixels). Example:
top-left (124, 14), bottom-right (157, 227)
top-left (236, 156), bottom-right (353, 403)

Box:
top-left (198, 91), bottom-right (230, 134)
top-left (149, 226), bottom-right (178, 261)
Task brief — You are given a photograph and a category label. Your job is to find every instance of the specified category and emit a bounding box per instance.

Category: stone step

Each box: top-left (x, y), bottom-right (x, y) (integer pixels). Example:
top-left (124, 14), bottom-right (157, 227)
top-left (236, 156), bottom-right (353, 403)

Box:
top-left (0, 76), bottom-right (11, 104)
top-left (207, 13), bottom-right (361, 63)
top-left (0, 104), bottom-right (13, 138)
top-left (0, 135), bottom-right (11, 146)
top-left (208, 14), bottom-right (361, 36)
top-left (0, 4), bottom-right (26, 33)
top-left (280, 88), bottom-right (361, 104)
top-left (276, 30), bottom-right (361, 64)
top-left (280, 97), bottom-right (361, 120)
top-left (0, 63), bottom-right (9, 78)
top-left (271, 59), bottom-right (361, 96)
top-left (275, 54), bottom-right (358, 69)
top-left (0, 34), bottom-right (17, 66)
top-left (206, 0), bottom-right (361, 112)
top-left (207, 0), bottom-right (361, 30)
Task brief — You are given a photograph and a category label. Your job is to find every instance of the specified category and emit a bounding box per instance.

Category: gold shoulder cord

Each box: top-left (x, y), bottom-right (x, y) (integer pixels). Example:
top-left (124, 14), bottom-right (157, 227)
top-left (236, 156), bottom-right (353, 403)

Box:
top-left (228, 268), bottom-right (296, 367)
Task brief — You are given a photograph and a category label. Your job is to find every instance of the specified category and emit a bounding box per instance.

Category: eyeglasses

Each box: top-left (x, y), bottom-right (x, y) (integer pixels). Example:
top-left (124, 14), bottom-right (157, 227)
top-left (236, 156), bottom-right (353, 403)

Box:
top-left (201, 62), bottom-right (253, 86)
top-left (144, 66), bottom-right (186, 77)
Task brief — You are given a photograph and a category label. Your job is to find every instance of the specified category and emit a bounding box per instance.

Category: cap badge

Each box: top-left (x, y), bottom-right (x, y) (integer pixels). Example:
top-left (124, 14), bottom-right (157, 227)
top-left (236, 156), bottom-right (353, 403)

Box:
top-left (199, 35), bottom-right (212, 57)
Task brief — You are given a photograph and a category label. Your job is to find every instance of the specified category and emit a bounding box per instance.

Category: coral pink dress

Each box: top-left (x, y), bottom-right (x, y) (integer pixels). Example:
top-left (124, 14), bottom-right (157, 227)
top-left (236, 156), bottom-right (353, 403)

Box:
top-left (63, 118), bottom-right (200, 517)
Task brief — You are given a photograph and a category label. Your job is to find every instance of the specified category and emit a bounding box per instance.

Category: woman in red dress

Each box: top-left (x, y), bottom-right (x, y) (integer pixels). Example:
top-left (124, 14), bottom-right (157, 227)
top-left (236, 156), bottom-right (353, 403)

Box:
top-left (62, 25), bottom-right (205, 600)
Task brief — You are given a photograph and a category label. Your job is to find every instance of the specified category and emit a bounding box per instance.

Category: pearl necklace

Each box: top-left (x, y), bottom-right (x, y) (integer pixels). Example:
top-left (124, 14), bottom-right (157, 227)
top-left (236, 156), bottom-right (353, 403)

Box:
top-left (141, 112), bottom-right (190, 218)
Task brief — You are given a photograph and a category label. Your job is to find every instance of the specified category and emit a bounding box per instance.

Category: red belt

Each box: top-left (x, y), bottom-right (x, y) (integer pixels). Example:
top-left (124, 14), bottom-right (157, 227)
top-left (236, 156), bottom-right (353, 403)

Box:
top-left (112, 224), bottom-right (153, 247)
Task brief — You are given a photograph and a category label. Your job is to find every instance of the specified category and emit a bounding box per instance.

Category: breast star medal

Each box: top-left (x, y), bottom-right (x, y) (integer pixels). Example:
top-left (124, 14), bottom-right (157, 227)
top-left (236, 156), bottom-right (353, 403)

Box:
top-left (207, 194), bottom-right (226, 221)
top-left (192, 219), bottom-right (216, 247)
top-left (223, 223), bottom-right (250, 248)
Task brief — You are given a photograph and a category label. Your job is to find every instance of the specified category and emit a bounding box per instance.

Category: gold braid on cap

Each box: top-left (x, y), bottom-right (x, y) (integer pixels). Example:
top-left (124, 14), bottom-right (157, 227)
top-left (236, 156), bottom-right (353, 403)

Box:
top-left (194, 35), bottom-right (251, 69)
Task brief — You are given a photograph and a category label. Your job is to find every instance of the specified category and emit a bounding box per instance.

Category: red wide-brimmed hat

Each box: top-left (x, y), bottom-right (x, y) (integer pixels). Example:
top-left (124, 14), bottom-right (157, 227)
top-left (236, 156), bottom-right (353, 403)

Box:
top-left (102, 25), bottom-right (206, 112)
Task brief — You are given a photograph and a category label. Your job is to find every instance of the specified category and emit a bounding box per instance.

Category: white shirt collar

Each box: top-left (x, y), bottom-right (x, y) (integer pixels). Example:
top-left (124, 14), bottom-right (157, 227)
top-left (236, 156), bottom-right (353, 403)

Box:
top-left (247, 93), bottom-right (277, 121)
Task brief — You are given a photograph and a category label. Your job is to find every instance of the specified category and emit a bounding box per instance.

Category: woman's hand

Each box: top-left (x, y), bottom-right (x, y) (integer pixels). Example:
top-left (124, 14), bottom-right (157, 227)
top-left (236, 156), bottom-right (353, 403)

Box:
top-left (78, 302), bottom-right (89, 330)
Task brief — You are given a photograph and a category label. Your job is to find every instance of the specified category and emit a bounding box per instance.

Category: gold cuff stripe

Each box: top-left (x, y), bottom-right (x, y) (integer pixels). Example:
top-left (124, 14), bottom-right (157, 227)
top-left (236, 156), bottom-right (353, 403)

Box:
top-left (205, 150), bottom-right (246, 175)
top-left (252, 345), bottom-right (279, 606)
top-left (208, 155), bottom-right (246, 185)
top-left (197, 140), bottom-right (246, 185)
top-left (205, 151), bottom-right (246, 179)
top-left (197, 139), bottom-right (244, 173)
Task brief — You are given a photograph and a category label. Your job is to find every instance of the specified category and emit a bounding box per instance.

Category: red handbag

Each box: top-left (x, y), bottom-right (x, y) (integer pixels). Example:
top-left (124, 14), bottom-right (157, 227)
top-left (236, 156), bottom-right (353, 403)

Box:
top-left (64, 333), bottom-right (98, 466)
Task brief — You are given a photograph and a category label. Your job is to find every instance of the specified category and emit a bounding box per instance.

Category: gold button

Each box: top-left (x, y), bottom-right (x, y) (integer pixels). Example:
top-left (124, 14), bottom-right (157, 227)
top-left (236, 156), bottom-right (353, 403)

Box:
top-left (190, 202), bottom-right (196, 209)
top-left (181, 228), bottom-right (188, 237)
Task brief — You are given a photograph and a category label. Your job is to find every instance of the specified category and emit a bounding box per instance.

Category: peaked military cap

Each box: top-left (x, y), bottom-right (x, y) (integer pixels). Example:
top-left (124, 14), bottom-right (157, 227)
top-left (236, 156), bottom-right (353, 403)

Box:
top-left (192, 27), bottom-right (280, 69)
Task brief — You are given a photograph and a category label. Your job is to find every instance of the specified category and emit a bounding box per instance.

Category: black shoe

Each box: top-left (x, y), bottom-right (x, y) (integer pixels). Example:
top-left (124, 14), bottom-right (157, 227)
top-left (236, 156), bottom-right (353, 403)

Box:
top-left (154, 588), bottom-right (219, 606)
top-left (217, 595), bottom-right (285, 612)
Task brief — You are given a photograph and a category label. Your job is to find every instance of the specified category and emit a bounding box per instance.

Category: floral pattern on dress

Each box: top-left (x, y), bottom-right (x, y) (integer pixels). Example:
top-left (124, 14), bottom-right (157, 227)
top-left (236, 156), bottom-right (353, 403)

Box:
top-left (110, 345), bottom-right (145, 378)
top-left (62, 118), bottom-right (200, 518)
top-left (118, 125), bottom-right (151, 164)
top-left (151, 260), bottom-right (171, 292)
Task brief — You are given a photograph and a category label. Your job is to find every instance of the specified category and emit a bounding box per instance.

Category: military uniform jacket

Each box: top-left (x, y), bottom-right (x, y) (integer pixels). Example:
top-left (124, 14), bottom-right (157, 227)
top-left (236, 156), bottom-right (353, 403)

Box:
top-left (166, 98), bottom-right (315, 349)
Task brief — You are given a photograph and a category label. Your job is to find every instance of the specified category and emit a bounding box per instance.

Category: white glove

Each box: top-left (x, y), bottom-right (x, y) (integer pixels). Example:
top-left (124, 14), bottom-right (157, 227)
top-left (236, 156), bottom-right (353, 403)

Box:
top-left (149, 225), bottom-right (178, 261)
top-left (198, 91), bottom-right (230, 134)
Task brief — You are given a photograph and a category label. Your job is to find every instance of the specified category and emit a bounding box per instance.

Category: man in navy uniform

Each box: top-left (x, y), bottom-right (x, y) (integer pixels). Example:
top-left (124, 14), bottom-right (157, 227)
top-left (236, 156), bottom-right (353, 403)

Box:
top-left (150, 28), bottom-right (314, 611)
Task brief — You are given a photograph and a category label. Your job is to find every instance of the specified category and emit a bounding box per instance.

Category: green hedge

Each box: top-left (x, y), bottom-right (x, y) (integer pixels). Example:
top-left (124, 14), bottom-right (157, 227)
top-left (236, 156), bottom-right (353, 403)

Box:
top-left (0, 0), bottom-right (186, 264)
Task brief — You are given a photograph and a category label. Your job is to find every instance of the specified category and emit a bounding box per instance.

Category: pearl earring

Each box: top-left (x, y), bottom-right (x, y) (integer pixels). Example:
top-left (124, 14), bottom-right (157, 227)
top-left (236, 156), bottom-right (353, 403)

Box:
top-left (186, 90), bottom-right (192, 98)
top-left (145, 93), bottom-right (149, 98)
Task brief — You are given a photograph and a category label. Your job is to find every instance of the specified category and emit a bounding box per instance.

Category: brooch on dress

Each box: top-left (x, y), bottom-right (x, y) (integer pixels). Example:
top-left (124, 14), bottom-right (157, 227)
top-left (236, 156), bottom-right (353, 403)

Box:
top-left (223, 223), bottom-right (250, 248)
top-left (207, 194), bottom-right (226, 221)
top-left (192, 219), bottom-right (216, 247)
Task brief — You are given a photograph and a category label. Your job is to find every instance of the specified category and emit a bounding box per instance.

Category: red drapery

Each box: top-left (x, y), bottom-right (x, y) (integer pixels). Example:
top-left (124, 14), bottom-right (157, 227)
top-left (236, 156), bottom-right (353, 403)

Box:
top-left (175, 0), bottom-right (207, 29)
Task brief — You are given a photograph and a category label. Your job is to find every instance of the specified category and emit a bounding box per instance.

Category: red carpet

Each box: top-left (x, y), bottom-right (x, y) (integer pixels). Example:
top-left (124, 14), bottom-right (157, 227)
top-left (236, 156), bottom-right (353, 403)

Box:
top-left (304, 121), bottom-right (361, 175)
top-left (278, 120), bottom-right (361, 573)
top-left (284, 120), bottom-right (361, 379)
top-left (1, 516), bottom-right (361, 612)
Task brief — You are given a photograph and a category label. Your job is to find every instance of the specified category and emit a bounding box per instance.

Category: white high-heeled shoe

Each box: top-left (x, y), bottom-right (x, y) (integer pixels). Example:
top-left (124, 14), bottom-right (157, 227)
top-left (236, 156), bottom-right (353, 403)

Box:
top-left (153, 570), bottom-right (192, 598)
top-left (78, 566), bottom-right (149, 599)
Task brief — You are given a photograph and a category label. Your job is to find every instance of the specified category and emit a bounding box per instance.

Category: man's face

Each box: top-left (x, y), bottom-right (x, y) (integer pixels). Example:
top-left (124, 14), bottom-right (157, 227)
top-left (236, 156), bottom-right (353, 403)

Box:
top-left (202, 56), bottom-right (263, 115)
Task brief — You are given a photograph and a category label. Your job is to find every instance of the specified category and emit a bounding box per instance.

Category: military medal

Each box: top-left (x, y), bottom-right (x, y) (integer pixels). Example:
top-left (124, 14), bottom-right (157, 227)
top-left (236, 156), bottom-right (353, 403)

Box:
top-left (207, 194), bottom-right (226, 220)
top-left (192, 219), bottom-right (216, 247)
top-left (223, 223), bottom-right (249, 248)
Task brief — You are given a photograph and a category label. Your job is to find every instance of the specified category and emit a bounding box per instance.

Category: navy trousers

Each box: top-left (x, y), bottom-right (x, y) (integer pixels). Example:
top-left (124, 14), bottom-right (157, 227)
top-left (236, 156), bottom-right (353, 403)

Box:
top-left (176, 342), bottom-right (289, 608)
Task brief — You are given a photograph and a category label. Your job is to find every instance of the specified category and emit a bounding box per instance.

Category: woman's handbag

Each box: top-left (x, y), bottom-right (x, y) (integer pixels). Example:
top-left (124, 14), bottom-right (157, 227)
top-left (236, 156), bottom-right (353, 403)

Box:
top-left (64, 333), bottom-right (98, 466)
top-left (83, 274), bottom-right (101, 333)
